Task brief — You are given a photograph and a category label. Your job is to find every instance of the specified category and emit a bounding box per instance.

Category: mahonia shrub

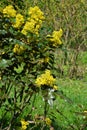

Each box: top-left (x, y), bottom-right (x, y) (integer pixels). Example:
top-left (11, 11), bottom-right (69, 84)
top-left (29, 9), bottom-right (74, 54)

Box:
top-left (0, 5), bottom-right (63, 130)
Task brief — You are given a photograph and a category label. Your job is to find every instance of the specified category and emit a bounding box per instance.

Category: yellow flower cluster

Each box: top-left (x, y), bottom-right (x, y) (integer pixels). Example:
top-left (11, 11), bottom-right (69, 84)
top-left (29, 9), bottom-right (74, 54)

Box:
top-left (35, 70), bottom-right (55, 87)
top-left (21, 119), bottom-right (29, 130)
top-left (3, 5), bottom-right (24, 29)
top-left (3, 5), bottom-right (16, 17)
top-left (21, 19), bottom-right (38, 35)
top-left (21, 6), bottom-right (45, 35)
top-left (13, 13), bottom-right (24, 28)
top-left (3, 5), bottom-right (45, 34)
top-left (39, 57), bottom-right (49, 64)
top-left (48, 29), bottom-right (63, 46)
top-left (28, 6), bottom-right (45, 21)
top-left (13, 44), bottom-right (25, 55)
top-left (45, 117), bottom-right (52, 126)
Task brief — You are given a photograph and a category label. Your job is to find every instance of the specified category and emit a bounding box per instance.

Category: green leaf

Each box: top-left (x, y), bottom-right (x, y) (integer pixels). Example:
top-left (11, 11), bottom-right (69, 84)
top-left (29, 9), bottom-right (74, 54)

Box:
top-left (0, 30), bottom-right (7, 35)
top-left (14, 62), bottom-right (25, 74)
top-left (0, 59), bottom-right (12, 68)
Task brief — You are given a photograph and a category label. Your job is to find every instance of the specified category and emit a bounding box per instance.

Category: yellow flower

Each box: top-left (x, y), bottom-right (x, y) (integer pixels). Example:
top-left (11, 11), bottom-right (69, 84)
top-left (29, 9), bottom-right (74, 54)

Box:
top-left (48, 29), bottom-right (63, 46)
top-left (13, 13), bottom-right (24, 28)
top-left (21, 126), bottom-right (27, 130)
top-left (35, 70), bottom-right (55, 87)
top-left (44, 57), bottom-right (49, 63)
top-left (21, 120), bottom-right (29, 126)
top-left (53, 85), bottom-right (58, 90)
top-left (21, 119), bottom-right (29, 130)
top-left (21, 29), bottom-right (27, 35)
top-left (13, 44), bottom-right (19, 53)
top-left (3, 5), bottom-right (16, 17)
top-left (13, 44), bottom-right (25, 55)
top-left (28, 6), bottom-right (45, 20)
top-left (21, 6), bottom-right (44, 36)
top-left (21, 20), bottom-right (37, 35)
top-left (45, 117), bottom-right (52, 126)
top-left (14, 44), bottom-right (19, 48)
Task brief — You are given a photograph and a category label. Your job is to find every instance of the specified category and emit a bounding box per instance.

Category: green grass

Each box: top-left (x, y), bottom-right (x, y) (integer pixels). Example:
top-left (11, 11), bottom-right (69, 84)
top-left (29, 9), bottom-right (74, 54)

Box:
top-left (52, 78), bottom-right (87, 129)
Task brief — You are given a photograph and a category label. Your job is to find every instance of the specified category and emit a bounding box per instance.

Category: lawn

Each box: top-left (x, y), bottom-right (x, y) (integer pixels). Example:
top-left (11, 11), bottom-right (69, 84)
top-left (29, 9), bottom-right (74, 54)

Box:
top-left (54, 78), bottom-right (87, 129)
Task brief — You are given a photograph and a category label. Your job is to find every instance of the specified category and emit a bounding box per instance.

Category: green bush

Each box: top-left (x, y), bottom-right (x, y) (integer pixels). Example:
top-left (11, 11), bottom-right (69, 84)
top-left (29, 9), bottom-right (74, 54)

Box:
top-left (0, 4), bottom-right (63, 130)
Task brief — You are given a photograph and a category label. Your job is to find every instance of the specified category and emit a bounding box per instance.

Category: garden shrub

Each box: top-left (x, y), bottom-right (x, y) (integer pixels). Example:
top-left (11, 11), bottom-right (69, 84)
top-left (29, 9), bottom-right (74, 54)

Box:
top-left (0, 4), bottom-right (63, 130)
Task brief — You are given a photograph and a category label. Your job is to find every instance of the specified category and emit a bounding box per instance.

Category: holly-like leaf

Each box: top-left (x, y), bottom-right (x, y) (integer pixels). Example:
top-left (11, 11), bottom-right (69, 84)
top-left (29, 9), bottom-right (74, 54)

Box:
top-left (14, 62), bottom-right (25, 74)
